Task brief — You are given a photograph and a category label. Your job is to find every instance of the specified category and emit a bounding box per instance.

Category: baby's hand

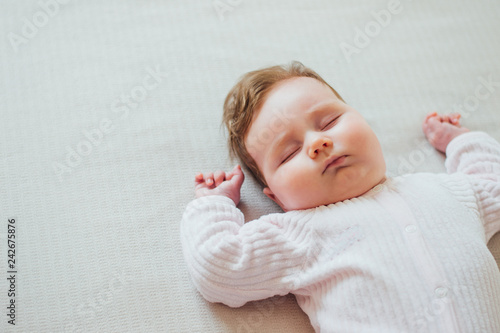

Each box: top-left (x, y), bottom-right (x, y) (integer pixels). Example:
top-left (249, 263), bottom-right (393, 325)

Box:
top-left (194, 165), bottom-right (245, 205)
top-left (422, 112), bottom-right (470, 153)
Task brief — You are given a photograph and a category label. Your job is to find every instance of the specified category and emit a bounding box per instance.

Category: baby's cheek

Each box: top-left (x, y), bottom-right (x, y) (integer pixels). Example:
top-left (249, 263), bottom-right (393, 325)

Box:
top-left (276, 166), bottom-right (301, 190)
top-left (355, 122), bottom-right (378, 147)
top-left (338, 117), bottom-right (364, 140)
top-left (275, 165), bottom-right (307, 195)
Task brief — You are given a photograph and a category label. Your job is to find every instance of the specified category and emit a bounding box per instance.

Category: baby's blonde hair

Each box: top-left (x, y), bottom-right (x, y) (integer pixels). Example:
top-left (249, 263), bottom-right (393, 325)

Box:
top-left (223, 61), bottom-right (344, 187)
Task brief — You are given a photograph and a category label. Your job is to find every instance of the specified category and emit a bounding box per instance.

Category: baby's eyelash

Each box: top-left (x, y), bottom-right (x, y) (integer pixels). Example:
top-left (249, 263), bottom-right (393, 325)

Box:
top-left (281, 148), bottom-right (300, 164)
top-left (322, 116), bottom-right (340, 130)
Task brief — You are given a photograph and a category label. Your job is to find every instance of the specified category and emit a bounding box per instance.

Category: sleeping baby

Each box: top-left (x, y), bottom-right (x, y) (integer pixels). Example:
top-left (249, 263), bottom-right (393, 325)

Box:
top-left (180, 61), bottom-right (500, 332)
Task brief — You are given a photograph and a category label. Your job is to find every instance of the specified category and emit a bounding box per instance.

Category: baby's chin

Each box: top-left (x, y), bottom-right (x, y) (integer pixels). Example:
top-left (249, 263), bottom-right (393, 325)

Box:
top-left (281, 195), bottom-right (352, 211)
top-left (282, 177), bottom-right (387, 211)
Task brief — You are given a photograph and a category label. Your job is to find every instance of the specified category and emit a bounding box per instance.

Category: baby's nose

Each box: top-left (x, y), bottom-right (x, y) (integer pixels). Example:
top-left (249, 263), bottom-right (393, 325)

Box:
top-left (308, 137), bottom-right (333, 158)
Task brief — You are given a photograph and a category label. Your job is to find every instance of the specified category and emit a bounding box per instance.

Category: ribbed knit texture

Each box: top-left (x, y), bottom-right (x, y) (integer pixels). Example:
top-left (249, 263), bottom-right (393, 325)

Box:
top-left (181, 131), bottom-right (500, 332)
top-left (445, 131), bottom-right (500, 241)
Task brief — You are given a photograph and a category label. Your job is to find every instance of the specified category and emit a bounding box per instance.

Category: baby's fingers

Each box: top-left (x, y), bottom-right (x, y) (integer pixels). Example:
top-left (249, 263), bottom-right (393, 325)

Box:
top-left (425, 111), bottom-right (438, 122)
top-left (196, 171), bottom-right (231, 187)
top-left (194, 172), bottom-right (207, 185)
top-left (194, 172), bottom-right (212, 187)
top-left (204, 172), bottom-right (214, 186)
top-left (449, 113), bottom-right (461, 125)
top-left (225, 165), bottom-right (241, 180)
top-left (439, 114), bottom-right (458, 124)
top-left (213, 170), bottom-right (226, 187)
top-left (422, 113), bottom-right (439, 133)
top-left (226, 165), bottom-right (244, 187)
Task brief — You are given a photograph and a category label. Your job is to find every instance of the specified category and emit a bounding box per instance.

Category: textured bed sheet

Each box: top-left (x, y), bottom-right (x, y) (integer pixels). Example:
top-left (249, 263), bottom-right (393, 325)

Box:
top-left (1, 0), bottom-right (499, 332)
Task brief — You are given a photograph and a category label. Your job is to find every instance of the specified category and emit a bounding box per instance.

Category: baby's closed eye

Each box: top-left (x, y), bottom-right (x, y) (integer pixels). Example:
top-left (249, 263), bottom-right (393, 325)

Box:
top-left (280, 147), bottom-right (301, 165)
top-left (321, 115), bottom-right (341, 130)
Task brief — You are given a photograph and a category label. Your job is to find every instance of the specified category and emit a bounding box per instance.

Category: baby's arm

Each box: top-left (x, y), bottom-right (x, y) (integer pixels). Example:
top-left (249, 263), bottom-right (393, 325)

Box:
top-left (422, 112), bottom-right (470, 153)
top-left (181, 166), bottom-right (307, 307)
top-left (424, 113), bottom-right (500, 241)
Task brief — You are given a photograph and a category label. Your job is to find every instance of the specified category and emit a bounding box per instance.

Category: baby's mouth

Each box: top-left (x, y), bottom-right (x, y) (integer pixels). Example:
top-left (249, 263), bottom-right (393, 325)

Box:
top-left (323, 155), bottom-right (347, 174)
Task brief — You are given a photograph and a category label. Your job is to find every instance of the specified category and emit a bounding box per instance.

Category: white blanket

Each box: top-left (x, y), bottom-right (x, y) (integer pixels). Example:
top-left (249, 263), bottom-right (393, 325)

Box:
top-left (1, 0), bottom-right (499, 332)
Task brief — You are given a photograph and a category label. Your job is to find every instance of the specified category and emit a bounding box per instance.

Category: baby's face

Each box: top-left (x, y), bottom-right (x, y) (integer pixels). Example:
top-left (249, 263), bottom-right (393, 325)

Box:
top-left (245, 77), bottom-right (386, 211)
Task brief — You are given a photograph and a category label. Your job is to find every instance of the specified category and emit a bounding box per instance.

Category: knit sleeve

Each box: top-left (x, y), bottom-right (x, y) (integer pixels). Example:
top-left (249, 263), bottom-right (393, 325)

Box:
top-left (445, 131), bottom-right (500, 241)
top-left (180, 195), bottom-right (310, 307)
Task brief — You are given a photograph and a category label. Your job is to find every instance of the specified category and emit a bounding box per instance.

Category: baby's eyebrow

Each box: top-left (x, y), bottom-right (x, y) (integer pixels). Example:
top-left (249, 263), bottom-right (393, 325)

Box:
top-left (305, 100), bottom-right (340, 115)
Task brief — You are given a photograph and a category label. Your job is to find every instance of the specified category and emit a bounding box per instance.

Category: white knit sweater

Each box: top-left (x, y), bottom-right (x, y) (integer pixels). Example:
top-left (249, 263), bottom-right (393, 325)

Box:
top-left (181, 131), bottom-right (500, 333)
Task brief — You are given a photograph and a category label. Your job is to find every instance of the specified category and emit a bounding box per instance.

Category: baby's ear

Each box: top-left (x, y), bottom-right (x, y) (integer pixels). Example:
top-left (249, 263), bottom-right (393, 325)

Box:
top-left (263, 187), bottom-right (287, 212)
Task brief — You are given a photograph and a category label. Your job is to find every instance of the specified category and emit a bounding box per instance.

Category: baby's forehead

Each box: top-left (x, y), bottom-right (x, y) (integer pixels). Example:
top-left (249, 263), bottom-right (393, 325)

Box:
top-left (266, 76), bottom-right (330, 98)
